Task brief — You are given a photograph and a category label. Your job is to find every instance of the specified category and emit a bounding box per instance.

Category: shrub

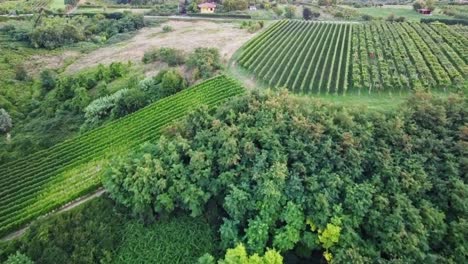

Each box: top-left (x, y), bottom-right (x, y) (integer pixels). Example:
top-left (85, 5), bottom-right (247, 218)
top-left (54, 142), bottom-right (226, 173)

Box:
top-left (362, 14), bottom-right (373, 21)
top-left (40, 69), bottom-right (58, 91)
top-left (4, 252), bottom-right (33, 264)
top-left (0, 112), bottom-right (12, 134)
top-left (83, 88), bottom-right (130, 128)
top-left (111, 89), bottom-right (147, 118)
top-left (162, 25), bottom-right (173, 33)
top-left (223, 0), bottom-right (248, 11)
top-left (14, 65), bottom-right (28, 81)
top-left (386, 13), bottom-right (396, 22)
top-left (284, 5), bottom-right (296, 19)
top-left (199, 244), bottom-right (283, 264)
top-left (0, 198), bottom-right (123, 264)
top-left (303, 7), bottom-right (312, 20)
top-left (187, 48), bottom-right (222, 80)
top-left (395, 16), bottom-right (406, 22)
top-left (272, 6), bottom-right (283, 17)
top-left (142, 47), bottom-right (185, 66)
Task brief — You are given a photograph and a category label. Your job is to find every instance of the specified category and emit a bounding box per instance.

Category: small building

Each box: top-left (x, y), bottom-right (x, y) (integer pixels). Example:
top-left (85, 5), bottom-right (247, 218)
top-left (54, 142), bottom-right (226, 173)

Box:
top-left (418, 8), bottom-right (432, 15)
top-left (198, 2), bottom-right (216, 14)
top-left (249, 5), bottom-right (257, 11)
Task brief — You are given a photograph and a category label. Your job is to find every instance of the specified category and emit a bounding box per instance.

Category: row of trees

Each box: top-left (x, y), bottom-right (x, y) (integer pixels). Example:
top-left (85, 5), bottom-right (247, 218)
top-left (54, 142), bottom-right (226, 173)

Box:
top-left (2, 12), bottom-right (144, 49)
top-left (103, 89), bottom-right (467, 262)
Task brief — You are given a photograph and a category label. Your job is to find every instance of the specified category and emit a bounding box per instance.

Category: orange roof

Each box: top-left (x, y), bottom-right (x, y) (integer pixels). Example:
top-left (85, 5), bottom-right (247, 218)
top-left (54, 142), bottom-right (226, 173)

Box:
top-left (198, 2), bottom-right (216, 8)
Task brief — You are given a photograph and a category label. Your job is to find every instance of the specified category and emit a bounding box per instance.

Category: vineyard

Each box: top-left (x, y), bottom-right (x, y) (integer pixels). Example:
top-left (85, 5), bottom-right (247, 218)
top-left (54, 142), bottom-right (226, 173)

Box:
top-left (238, 21), bottom-right (353, 95)
top-left (0, 0), bottom-right (51, 14)
top-left (351, 22), bottom-right (467, 94)
top-left (0, 76), bottom-right (245, 237)
top-left (237, 21), bottom-right (467, 95)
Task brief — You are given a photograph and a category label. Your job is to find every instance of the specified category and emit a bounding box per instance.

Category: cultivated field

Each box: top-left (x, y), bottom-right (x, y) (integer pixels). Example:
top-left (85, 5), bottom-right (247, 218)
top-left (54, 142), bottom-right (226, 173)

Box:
top-left (238, 20), bottom-right (467, 95)
top-left (0, 76), bottom-right (244, 237)
top-left (238, 21), bottom-right (353, 95)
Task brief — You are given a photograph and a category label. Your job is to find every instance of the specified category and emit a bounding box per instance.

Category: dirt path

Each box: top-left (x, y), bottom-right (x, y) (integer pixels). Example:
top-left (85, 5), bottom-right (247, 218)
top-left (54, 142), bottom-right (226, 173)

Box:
top-left (66, 20), bottom-right (256, 73)
top-left (1, 189), bottom-right (106, 242)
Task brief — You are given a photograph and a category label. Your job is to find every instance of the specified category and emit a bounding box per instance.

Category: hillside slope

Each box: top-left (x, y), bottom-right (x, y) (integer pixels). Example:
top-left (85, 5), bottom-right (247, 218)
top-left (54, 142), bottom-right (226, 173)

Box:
top-left (0, 75), bottom-right (245, 237)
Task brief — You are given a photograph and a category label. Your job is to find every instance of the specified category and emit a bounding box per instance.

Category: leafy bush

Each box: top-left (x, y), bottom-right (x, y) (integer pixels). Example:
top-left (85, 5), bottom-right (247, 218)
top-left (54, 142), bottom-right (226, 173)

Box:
top-left (114, 215), bottom-right (216, 264)
top-left (162, 25), bottom-right (173, 33)
top-left (1, 197), bottom-right (124, 264)
top-left (83, 88), bottom-right (130, 128)
top-left (40, 69), bottom-right (58, 92)
top-left (240, 21), bottom-right (264, 33)
top-left (223, 0), bottom-right (248, 12)
top-left (0, 108), bottom-right (12, 134)
top-left (199, 244), bottom-right (283, 264)
top-left (142, 47), bottom-right (185, 66)
top-left (6, 13), bottom-right (145, 49)
top-left (4, 252), bottom-right (33, 264)
top-left (284, 5), bottom-right (296, 19)
top-left (14, 65), bottom-right (28, 81)
top-left (187, 48), bottom-right (222, 80)
top-left (362, 14), bottom-right (373, 21)
top-left (104, 90), bottom-right (467, 262)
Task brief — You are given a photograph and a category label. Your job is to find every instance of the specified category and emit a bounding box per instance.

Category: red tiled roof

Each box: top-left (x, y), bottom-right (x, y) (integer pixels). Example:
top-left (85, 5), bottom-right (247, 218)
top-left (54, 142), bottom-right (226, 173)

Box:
top-left (198, 3), bottom-right (217, 8)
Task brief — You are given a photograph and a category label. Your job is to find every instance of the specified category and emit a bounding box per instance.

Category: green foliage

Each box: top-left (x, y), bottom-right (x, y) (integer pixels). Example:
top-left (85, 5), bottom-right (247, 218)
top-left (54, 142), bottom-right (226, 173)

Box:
top-left (114, 215), bottom-right (216, 264)
top-left (40, 69), bottom-right (58, 92)
top-left (162, 25), bottom-right (174, 33)
top-left (142, 47), bottom-right (185, 66)
top-left (187, 48), bottom-right (222, 80)
top-left (82, 88), bottom-right (131, 129)
top-left (0, 197), bottom-right (123, 264)
top-left (104, 90), bottom-right (467, 262)
top-left (240, 21), bottom-right (264, 33)
top-left (4, 252), bottom-right (33, 264)
top-left (4, 13), bottom-right (144, 49)
top-left (303, 7), bottom-right (312, 20)
top-left (284, 5), bottom-right (296, 19)
top-left (0, 76), bottom-right (244, 238)
top-left (200, 244), bottom-right (283, 264)
top-left (223, 0), bottom-right (248, 12)
top-left (14, 64), bottom-right (28, 81)
top-left (0, 108), bottom-right (12, 134)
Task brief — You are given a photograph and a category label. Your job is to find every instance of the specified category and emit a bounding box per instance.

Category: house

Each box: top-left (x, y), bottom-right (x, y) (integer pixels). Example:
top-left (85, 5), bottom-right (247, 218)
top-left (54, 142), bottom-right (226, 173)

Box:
top-left (249, 5), bottom-right (257, 11)
top-left (417, 8), bottom-right (432, 15)
top-left (198, 2), bottom-right (216, 14)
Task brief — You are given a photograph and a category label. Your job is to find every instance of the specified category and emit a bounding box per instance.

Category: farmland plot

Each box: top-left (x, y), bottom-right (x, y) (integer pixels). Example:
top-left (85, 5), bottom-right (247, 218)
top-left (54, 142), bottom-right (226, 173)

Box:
top-left (238, 21), bottom-right (466, 95)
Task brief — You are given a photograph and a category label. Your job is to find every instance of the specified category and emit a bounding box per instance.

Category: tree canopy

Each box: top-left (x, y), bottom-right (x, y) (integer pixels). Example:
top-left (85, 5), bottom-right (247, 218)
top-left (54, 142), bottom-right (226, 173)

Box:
top-left (103, 90), bottom-right (467, 262)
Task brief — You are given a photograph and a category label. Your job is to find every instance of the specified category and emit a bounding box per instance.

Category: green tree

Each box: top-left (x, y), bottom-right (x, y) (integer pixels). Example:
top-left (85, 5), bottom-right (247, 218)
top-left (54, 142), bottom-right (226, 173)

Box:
top-left (223, 0), bottom-right (249, 12)
top-left (4, 252), bottom-right (33, 264)
top-left (0, 108), bottom-right (12, 135)
top-left (303, 7), bottom-right (312, 20)
top-left (284, 5), bottom-right (296, 19)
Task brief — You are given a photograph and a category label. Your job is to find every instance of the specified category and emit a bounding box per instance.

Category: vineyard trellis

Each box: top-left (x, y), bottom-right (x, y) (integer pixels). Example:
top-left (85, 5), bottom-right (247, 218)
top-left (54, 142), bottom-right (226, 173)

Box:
top-left (0, 76), bottom-right (245, 237)
top-left (238, 21), bottom-right (466, 95)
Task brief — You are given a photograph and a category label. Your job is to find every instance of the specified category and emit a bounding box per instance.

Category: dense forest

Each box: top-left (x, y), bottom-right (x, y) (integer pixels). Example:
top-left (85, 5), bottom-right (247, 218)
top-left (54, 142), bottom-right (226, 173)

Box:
top-left (102, 90), bottom-right (467, 263)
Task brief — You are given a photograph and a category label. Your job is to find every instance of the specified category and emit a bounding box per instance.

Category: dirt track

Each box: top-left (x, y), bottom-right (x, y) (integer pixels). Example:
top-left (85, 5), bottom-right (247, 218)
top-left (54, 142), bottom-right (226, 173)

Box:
top-left (66, 20), bottom-right (255, 73)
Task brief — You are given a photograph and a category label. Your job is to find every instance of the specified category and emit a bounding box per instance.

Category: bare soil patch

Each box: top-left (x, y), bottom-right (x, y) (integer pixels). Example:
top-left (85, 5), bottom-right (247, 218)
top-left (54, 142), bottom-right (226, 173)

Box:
top-left (66, 20), bottom-right (256, 73)
top-left (24, 51), bottom-right (81, 76)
